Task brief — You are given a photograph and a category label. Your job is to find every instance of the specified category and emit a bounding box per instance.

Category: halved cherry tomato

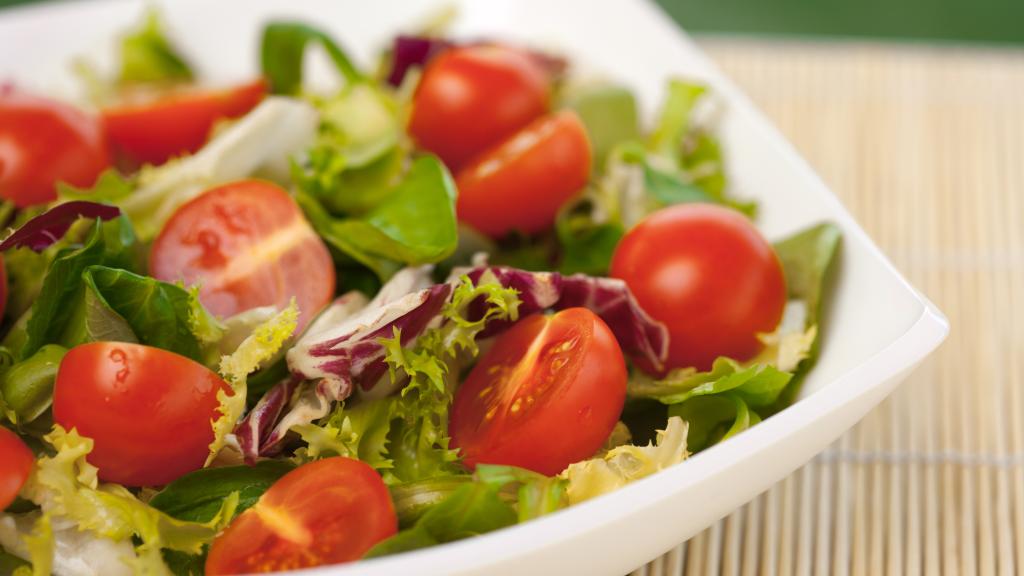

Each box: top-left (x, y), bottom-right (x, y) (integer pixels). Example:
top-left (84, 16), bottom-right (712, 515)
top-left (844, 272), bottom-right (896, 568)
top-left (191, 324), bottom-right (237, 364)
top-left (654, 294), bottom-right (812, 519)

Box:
top-left (150, 180), bottom-right (335, 332)
top-left (102, 79), bottom-right (266, 166)
top-left (610, 204), bottom-right (786, 373)
top-left (450, 308), bottom-right (626, 475)
top-left (0, 92), bottom-right (110, 207)
top-left (205, 457), bottom-right (396, 574)
top-left (52, 342), bottom-right (230, 486)
top-left (409, 44), bottom-right (550, 170)
top-left (0, 427), bottom-right (33, 510)
top-left (455, 110), bottom-right (591, 238)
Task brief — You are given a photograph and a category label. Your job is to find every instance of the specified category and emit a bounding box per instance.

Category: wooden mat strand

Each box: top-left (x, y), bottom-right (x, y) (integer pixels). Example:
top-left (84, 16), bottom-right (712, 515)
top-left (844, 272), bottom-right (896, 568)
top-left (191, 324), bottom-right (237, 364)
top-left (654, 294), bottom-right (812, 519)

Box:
top-left (635, 40), bottom-right (1024, 576)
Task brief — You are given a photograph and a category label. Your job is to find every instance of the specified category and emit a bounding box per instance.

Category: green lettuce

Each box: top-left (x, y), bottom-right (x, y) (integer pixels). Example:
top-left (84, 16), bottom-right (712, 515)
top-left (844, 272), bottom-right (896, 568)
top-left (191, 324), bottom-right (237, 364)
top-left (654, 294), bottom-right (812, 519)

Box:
top-left (559, 416), bottom-right (689, 504)
top-left (208, 301), bottom-right (299, 464)
top-left (563, 83), bottom-right (640, 168)
top-left (0, 345), bottom-right (66, 425)
top-left (19, 427), bottom-right (238, 574)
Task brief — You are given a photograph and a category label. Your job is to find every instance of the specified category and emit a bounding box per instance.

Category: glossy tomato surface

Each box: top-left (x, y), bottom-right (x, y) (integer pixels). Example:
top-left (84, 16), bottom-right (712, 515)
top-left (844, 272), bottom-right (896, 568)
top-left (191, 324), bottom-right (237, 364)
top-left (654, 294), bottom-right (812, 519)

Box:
top-left (409, 44), bottom-right (549, 170)
top-left (102, 79), bottom-right (266, 166)
top-left (150, 179), bottom-right (335, 332)
top-left (0, 427), bottom-right (33, 510)
top-left (611, 204), bottom-right (786, 372)
top-left (52, 342), bottom-right (229, 486)
top-left (205, 457), bottom-right (397, 574)
top-left (450, 308), bottom-right (626, 476)
top-left (0, 91), bottom-right (110, 207)
top-left (455, 110), bottom-right (591, 238)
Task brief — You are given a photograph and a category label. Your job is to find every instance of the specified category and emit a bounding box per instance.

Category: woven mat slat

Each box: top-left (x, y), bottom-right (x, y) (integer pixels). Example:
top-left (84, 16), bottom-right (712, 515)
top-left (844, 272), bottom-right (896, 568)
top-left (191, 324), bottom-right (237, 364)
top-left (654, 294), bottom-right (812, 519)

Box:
top-left (634, 39), bottom-right (1024, 576)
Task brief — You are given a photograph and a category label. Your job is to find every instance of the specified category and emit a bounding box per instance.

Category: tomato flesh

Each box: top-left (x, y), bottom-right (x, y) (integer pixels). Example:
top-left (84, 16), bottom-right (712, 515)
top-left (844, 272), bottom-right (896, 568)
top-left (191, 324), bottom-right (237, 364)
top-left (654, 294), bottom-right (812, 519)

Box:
top-left (455, 110), bottom-right (591, 238)
top-left (0, 92), bottom-right (110, 207)
top-left (102, 79), bottom-right (266, 166)
top-left (450, 308), bottom-right (626, 476)
top-left (52, 342), bottom-right (230, 486)
top-left (410, 44), bottom-right (550, 170)
top-left (610, 204), bottom-right (786, 372)
top-left (0, 427), bottom-right (33, 510)
top-left (206, 457), bottom-right (396, 574)
top-left (150, 180), bottom-right (335, 332)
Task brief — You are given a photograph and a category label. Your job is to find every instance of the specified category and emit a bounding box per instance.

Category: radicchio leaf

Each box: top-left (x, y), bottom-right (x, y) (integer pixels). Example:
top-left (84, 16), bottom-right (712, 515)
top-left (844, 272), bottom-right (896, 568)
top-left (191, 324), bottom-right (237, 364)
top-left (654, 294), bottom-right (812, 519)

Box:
top-left (459, 265), bottom-right (669, 373)
top-left (386, 35), bottom-right (452, 87)
top-left (0, 201), bottom-right (121, 252)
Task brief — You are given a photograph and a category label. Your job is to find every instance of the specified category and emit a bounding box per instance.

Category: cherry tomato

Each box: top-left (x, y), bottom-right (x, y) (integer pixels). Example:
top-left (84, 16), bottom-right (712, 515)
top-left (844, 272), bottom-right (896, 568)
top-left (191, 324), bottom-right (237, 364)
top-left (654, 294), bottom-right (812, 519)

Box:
top-left (0, 92), bottom-right (110, 207)
top-left (150, 180), bottom-right (335, 332)
top-left (450, 308), bottom-right (626, 476)
top-left (0, 427), bottom-right (33, 510)
top-left (102, 79), bottom-right (266, 166)
top-left (52, 342), bottom-right (229, 486)
top-left (409, 44), bottom-right (550, 170)
top-left (610, 204), bottom-right (786, 372)
top-left (455, 110), bottom-right (591, 238)
top-left (205, 457), bottom-right (396, 574)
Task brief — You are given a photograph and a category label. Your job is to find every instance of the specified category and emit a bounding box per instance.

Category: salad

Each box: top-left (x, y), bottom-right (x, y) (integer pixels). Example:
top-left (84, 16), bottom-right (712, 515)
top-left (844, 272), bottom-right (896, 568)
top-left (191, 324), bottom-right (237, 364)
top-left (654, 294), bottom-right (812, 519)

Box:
top-left (0, 9), bottom-right (840, 576)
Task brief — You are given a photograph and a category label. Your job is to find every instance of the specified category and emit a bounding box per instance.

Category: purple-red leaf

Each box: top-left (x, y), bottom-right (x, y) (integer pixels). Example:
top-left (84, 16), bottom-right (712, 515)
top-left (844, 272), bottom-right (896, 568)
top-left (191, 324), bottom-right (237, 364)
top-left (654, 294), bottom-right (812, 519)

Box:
top-left (0, 201), bottom-right (121, 252)
top-left (386, 35), bottom-right (453, 87)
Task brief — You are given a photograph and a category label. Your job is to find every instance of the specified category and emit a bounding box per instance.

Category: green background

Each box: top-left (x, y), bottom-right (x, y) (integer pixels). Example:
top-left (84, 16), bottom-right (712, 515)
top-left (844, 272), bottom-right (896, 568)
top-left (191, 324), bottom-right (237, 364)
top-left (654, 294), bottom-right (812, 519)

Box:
top-left (1, 0), bottom-right (1022, 44)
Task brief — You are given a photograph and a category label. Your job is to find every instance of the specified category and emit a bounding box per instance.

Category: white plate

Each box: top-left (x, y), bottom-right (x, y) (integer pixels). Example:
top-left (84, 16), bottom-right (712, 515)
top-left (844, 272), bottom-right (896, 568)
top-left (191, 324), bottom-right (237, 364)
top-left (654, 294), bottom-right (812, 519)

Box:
top-left (0, 1), bottom-right (949, 574)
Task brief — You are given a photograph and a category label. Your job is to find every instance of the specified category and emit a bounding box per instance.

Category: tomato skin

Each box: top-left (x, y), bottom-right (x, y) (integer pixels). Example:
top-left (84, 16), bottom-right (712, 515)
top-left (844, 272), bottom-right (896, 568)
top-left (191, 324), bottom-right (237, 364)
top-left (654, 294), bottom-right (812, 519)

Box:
top-left (0, 427), bottom-right (33, 510)
top-left (610, 204), bottom-right (786, 372)
top-left (150, 179), bottom-right (335, 332)
top-left (450, 308), bottom-right (626, 476)
top-left (52, 342), bottom-right (230, 487)
top-left (0, 92), bottom-right (110, 207)
top-left (455, 110), bottom-right (591, 238)
top-left (205, 457), bottom-right (396, 574)
top-left (409, 44), bottom-right (550, 170)
top-left (102, 79), bottom-right (266, 166)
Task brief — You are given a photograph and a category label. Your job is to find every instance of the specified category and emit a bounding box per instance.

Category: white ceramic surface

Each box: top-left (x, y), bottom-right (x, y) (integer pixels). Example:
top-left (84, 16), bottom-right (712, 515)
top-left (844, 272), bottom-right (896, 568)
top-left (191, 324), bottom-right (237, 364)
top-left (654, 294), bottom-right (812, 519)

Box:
top-left (0, 1), bottom-right (949, 574)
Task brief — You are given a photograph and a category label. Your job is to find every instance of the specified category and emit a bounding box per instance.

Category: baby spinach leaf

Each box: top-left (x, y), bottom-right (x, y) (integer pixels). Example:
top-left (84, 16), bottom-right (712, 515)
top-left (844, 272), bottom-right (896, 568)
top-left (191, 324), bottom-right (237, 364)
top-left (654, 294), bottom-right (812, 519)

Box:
top-left (150, 461), bottom-right (295, 523)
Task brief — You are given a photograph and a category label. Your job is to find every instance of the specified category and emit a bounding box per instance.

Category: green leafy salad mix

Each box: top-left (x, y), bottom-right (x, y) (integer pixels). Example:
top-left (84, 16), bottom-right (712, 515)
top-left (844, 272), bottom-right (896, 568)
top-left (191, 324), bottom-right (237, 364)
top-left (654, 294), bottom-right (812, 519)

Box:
top-left (0, 8), bottom-right (840, 575)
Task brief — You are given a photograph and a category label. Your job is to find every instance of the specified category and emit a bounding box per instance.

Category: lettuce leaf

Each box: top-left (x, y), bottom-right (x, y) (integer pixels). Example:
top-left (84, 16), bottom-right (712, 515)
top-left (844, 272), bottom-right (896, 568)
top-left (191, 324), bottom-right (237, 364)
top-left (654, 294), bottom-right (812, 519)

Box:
top-left (208, 301), bottom-right (299, 464)
top-left (563, 83), bottom-right (640, 168)
top-left (113, 97), bottom-right (318, 240)
top-left (388, 476), bottom-right (472, 528)
top-left (559, 416), bottom-right (689, 504)
top-left (0, 345), bottom-right (65, 424)
top-left (20, 513), bottom-right (52, 576)
top-left (260, 21), bottom-right (364, 94)
top-left (648, 79), bottom-right (706, 161)
top-left (19, 427), bottom-right (238, 573)
top-left (628, 357), bottom-right (791, 407)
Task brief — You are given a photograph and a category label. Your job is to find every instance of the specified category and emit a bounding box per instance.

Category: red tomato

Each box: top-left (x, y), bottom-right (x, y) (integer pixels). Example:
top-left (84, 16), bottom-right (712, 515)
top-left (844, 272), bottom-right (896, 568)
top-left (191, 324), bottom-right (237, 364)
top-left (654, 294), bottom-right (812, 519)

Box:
top-left (205, 457), bottom-right (396, 574)
top-left (52, 342), bottom-right (229, 486)
top-left (610, 204), bottom-right (786, 372)
top-left (450, 308), bottom-right (626, 475)
top-left (0, 92), bottom-right (110, 207)
top-left (409, 44), bottom-right (550, 170)
top-left (0, 427), bottom-right (33, 510)
top-left (102, 79), bottom-right (266, 166)
top-left (150, 180), bottom-right (335, 332)
top-left (455, 110), bottom-right (591, 238)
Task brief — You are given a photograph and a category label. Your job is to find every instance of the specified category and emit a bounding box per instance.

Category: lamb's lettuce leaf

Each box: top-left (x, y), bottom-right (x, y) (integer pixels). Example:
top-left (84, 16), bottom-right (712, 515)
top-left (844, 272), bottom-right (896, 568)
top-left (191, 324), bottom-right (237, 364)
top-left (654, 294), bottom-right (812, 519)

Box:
top-left (297, 155), bottom-right (458, 280)
top-left (260, 22), bottom-right (364, 94)
top-left (21, 217), bottom-right (142, 360)
top-left (0, 345), bottom-right (66, 425)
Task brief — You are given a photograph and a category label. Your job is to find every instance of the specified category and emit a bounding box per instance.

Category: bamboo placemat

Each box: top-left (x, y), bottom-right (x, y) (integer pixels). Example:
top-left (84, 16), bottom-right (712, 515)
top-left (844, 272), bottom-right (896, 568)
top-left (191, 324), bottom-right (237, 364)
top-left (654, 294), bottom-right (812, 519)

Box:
top-left (636, 39), bottom-right (1024, 575)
